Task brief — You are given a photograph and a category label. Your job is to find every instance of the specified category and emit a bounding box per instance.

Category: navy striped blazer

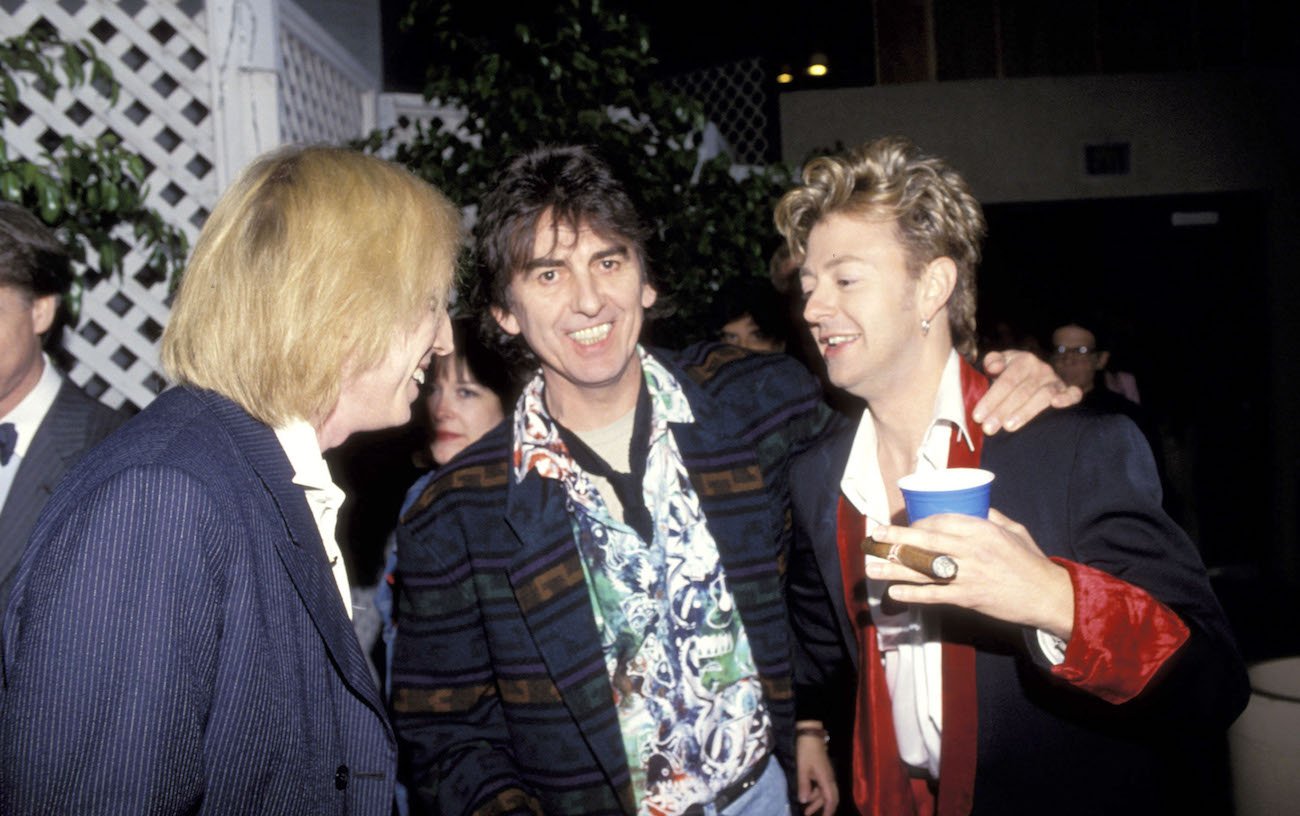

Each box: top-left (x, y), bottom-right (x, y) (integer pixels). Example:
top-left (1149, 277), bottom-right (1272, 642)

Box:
top-left (391, 344), bottom-right (840, 815)
top-left (1, 387), bottom-right (395, 814)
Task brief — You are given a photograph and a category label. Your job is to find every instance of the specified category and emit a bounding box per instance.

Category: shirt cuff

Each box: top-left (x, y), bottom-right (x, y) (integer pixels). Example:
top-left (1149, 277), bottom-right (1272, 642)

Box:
top-left (1036, 629), bottom-right (1067, 665)
top-left (1047, 558), bottom-right (1191, 704)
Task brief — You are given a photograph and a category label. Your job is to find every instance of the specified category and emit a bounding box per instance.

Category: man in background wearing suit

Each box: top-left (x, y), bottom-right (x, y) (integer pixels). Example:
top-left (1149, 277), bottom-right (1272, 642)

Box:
top-left (0, 202), bottom-right (124, 616)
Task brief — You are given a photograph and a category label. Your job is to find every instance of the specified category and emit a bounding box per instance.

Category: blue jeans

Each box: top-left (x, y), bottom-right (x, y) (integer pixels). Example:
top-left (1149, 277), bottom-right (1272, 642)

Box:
top-left (708, 759), bottom-right (791, 816)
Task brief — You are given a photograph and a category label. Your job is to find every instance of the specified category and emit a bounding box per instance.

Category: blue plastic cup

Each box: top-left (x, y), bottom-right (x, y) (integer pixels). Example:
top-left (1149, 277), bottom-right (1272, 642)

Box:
top-left (897, 468), bottom-right (995, 523)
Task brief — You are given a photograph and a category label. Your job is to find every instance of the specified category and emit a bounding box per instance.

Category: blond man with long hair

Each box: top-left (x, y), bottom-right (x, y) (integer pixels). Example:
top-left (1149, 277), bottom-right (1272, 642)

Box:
top-left (1, 145), bottom-right (459, 814)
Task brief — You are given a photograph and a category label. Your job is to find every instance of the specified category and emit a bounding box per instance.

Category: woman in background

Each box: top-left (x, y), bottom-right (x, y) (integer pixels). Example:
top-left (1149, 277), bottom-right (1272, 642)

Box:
top-left (418, 317), bottom-right (517, 473)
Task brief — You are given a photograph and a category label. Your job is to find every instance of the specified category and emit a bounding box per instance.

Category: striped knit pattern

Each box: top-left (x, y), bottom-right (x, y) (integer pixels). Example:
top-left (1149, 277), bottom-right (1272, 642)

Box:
top-left (390, 344), bottom-right (838, 816)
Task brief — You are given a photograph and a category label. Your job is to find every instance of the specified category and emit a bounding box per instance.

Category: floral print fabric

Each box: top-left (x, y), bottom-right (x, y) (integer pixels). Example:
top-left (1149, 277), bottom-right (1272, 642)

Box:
top-left (511, 348), bottom-right (771, 815)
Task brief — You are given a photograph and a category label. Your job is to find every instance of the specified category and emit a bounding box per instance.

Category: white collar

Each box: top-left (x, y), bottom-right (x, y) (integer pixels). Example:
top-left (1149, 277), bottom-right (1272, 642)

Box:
top-left (921, 349), bottom-right (975, 466)
top-left (840, 349), bottom-right (972, 525)
top-left (272, 419), bottom-right (344, 507)
top-left (2, 354), bottom-right (63, 459)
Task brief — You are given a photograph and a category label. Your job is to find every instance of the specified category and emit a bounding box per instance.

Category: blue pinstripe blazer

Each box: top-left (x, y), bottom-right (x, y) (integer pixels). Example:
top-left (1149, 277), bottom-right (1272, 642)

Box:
top-left (0, 387), bottom-right (395, 815)
top-left (390, 344), bottom-right (840, 816)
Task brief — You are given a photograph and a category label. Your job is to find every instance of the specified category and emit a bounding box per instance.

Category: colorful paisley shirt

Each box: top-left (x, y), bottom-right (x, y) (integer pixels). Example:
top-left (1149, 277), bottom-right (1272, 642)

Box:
top-left (511, 347), bottom-right (772, 816)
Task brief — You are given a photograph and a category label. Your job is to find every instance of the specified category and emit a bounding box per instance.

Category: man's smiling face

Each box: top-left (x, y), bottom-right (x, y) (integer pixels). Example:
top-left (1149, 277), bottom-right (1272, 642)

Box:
top-left (492, 208), bottom-right (656, 425)
top-left (800, 212), bottom-right (926, 402)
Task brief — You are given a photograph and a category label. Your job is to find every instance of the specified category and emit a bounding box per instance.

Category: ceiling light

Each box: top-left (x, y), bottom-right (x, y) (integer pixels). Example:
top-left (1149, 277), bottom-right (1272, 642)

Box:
top-left (807, 52), bottom-right (829, 77)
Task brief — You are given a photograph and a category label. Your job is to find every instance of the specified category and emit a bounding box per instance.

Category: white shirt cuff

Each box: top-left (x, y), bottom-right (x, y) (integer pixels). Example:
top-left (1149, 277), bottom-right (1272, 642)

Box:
top-left (1036, 628), bottom-right (1067, 665)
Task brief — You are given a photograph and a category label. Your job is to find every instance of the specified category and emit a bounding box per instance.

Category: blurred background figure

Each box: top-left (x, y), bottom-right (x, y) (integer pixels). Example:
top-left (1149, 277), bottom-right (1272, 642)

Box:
top-left (1050, 322), bottom-right (1119, 398)
top-left (334, 319), bottom-right (520, 631)
top-left (1050, 319), bottom-right (1169, 496)
top-left (710, 275), bottom-right (791, 353)
top-left (0, 202), bottom-right (124, 619)
top-left (1051, 321), bottom-right (1142, 405)
top-left (422, 317), bottom-right (516, 469)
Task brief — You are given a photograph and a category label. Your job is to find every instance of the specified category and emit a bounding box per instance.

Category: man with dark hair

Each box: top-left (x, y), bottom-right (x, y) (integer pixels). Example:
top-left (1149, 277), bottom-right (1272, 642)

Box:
top-left (711, 276), bottom-right (790, 354)
top-left (389, 145), bottom-right (1076, 816)
top-left (0, 202), bottom-right (124, 617)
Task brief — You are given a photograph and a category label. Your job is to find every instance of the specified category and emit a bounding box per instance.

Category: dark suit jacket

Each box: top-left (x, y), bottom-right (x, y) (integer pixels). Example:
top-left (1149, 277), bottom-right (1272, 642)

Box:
top-left (390, 344), bottom-right (839, 815)
top-left (0, 377), bottom-right (124, 614)
top-left (788, 407), bottom-right (1249, 815)
top-left (1, 387), bottom-right (395, 815)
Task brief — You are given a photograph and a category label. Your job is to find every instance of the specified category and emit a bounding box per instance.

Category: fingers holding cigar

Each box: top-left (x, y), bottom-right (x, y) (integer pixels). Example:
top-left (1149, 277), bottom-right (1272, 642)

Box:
top-left (861, 536), bottom-right (957, 581)
top-left (861, 515), bottom-right (989, 587)
top-left (864, 511), bottom-right (1076, 634)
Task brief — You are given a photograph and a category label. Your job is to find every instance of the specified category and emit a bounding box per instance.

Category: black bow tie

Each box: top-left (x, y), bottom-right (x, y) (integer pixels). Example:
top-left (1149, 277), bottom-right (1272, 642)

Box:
top-left (0, 423), bottom-right (16, 466)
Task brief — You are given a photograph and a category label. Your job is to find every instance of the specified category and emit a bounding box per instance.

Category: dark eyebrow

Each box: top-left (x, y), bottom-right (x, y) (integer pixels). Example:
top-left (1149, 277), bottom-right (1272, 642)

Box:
top-left (523, 255), bottom-right (562, 271)
top-left (592, 244), bottom-right (629, 262)
top-left (522, 243), bottom-right (628, 270)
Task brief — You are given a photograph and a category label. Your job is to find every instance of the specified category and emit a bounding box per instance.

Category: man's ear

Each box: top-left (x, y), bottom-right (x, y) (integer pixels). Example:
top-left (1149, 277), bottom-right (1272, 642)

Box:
top-left (31, 294), bottom-right (58, 336)
top-left (491, 304), bottom-right (521, 337)
top-left (919, 256), bottom-right (957, 319)
top-left (1096, 350), bottom-right (1111, 371)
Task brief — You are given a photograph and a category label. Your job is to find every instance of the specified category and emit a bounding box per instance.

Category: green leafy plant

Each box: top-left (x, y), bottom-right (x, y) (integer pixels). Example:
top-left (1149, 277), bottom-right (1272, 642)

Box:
top-left (0, 22), bottom-right (188, 314)
top-left (359, 0), bottom-right (793, 346)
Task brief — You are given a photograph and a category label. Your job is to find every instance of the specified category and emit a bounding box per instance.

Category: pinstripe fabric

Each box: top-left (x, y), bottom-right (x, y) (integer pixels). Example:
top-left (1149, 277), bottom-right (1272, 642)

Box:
top-left (391, 344), bottom-right (839, 816)
top-left (0, 387), bottom-right (395, 815)
top-left (0, 377), bottom-right (125, 618)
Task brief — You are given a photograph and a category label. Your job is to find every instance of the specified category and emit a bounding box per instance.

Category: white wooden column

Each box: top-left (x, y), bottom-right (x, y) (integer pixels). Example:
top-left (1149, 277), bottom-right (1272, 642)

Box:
top-left (207, 0), bottom-right (282, 189)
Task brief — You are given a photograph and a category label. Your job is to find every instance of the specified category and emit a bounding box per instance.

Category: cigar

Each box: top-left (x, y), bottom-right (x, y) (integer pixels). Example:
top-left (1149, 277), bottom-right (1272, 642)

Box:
top-left (862, 536), bottom-right (958, 581)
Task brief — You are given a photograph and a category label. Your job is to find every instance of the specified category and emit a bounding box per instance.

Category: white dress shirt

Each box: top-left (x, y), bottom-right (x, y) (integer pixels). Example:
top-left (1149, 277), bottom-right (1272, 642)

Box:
top-left (0, 355), bottom-right (61, 511)
top-left (273, 420), bottom-right (351, 619)
top-left (840, 350), bottom-right (1065, 775)
top-left (839, 350), bottom-right (972, 777)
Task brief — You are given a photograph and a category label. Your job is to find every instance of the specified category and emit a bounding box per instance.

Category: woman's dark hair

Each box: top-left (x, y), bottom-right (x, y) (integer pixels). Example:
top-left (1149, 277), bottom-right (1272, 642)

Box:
top-left (444, 316), bottom-right (520, 404)
top-left (709, 276), bottom-right (791, 348)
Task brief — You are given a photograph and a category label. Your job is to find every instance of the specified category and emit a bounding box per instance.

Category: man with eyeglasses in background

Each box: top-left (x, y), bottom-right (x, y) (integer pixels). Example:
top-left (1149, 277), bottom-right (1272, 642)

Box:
top-left (1050, 320), bottom-right (1168, 497)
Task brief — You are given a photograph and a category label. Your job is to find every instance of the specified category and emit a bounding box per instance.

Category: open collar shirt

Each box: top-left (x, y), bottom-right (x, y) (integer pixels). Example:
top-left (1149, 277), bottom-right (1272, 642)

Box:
top-left (839, 350), bottom-right (972, 778)
top-left (512, 346), bottom-right (771, 815)
top-left (273, 420), bottom-right (351, 619)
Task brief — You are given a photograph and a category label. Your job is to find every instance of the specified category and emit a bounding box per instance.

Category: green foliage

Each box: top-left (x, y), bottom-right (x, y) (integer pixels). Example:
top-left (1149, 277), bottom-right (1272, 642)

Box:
top-left (359, 0), bottom-right (793, 346)
top-left (0, 22), bottom-right (188, 313)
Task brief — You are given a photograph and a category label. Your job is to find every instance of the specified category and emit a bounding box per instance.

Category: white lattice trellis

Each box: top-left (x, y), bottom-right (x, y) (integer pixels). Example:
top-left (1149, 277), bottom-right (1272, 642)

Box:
top-left (669, 57), bottom-right (770, 166)
top-left (1, 0), bottom-right (381, 412)
top-left (278, 0), bottom-right (375, 146)
top-left (2, 0), bottom-right (217, 411)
